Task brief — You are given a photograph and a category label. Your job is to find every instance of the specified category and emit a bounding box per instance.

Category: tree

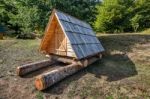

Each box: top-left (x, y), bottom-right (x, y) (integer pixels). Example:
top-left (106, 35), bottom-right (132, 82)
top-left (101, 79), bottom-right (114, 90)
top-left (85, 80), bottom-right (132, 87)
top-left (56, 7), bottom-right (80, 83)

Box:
top-left (50, 0), bottom-right (99, 24)
top-left (95, 0), bottom-right (150, 33)
top-left (94, 0), bottom-right (134, 33)
top-left (0, 0), bottom-right (15, 25)
top-left (1, 0), bottom-right (99, 35)
top-left (6, 0), bottom-right (51, 35)
top-left (130, 0), bottom-right (150, 31)
top-left (130, 14), bottom-right (141, 32)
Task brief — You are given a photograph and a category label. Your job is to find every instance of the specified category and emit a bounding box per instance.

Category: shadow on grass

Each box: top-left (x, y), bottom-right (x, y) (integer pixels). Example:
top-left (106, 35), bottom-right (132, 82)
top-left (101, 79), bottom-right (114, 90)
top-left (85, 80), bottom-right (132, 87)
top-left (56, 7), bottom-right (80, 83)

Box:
top-left (87, 54), bottom-right (137, 81)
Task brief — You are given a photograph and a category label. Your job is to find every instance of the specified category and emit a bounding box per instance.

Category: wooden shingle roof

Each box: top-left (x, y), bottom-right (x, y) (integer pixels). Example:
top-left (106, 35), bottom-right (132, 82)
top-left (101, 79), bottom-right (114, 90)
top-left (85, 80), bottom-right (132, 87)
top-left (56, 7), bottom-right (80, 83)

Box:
top-left (55, 10), bottom-right (105, 59)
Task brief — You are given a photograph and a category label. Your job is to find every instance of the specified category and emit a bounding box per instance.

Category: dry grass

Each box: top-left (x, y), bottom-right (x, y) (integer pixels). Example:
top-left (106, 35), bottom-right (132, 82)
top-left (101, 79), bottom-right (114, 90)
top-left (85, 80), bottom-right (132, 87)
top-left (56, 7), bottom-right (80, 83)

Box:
top-left (141, 28), bottom-right (150, 34)
top-left (0, 33), bottom-right (150, 99)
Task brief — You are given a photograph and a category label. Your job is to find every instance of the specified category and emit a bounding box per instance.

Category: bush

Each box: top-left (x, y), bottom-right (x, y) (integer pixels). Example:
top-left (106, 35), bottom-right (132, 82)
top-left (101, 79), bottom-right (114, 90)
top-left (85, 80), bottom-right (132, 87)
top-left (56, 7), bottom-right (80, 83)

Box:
top-left (16, 33), bottom-right (36, 39)
top-left (94, 0), bottom-right (150, 33)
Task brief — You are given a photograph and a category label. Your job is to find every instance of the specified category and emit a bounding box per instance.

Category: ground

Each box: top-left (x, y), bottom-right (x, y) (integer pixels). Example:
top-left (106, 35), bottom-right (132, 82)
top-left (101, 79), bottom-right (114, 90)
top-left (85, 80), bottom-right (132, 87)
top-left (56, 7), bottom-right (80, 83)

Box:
top-left (0, 33), bottom-right (150, 99)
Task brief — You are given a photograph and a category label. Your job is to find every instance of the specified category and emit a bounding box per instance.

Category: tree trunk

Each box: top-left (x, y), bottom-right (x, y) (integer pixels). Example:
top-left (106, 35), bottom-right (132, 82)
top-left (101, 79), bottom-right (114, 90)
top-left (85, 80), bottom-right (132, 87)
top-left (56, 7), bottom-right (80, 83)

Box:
top-left (16, 60), bottom-right (54, 76)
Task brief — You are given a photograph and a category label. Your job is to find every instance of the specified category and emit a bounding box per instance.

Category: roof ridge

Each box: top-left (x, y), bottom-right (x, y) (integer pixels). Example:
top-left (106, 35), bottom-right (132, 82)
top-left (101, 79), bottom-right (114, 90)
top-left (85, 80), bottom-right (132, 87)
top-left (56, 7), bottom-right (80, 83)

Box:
top-left (53, 9), bottom-right (90, 27)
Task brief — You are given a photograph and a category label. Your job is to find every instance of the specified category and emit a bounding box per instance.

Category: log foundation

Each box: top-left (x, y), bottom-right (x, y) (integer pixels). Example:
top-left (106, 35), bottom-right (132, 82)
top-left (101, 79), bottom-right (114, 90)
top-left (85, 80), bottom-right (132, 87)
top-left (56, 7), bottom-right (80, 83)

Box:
top-left (35, 56), bottom-right (101, 90)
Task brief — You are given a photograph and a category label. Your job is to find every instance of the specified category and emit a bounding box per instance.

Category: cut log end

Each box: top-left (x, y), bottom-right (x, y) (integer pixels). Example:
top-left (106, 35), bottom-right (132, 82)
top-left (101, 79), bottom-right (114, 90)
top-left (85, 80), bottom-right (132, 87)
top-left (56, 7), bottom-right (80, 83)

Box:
top-left (16, 66), bottom-right (21, 76)
top-left (35, 76), bottom-right (45, 91)
top-left (83, 59), bottom-right (88, 67)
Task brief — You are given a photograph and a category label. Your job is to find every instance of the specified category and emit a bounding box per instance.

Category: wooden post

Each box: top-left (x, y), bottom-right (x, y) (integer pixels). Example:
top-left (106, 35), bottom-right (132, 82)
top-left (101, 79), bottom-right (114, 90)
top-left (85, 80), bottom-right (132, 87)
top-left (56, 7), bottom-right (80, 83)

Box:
top-left (16, 60), bottom-right (54, 76)
top-left (35, 56), bottom-right (100, 90)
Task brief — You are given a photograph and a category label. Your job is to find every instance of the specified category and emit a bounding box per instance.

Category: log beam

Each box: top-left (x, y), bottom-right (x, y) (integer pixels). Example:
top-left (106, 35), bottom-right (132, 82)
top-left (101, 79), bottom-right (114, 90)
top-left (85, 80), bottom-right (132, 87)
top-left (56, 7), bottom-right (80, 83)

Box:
top-left (35, 56), bottom-right (101, 90)
top-left (16, 60), bottom-right (54, 76)
top-left (49, 54), bottom-right (75, 64)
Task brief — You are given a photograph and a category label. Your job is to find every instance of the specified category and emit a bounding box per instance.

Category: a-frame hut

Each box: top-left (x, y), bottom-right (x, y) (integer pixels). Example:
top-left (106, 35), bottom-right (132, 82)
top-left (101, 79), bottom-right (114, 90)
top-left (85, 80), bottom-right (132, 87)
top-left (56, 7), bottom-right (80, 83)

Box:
top-left (17, 10), bottom-right (105, 90)
top-left (40, 9), bottom-right (104, 61)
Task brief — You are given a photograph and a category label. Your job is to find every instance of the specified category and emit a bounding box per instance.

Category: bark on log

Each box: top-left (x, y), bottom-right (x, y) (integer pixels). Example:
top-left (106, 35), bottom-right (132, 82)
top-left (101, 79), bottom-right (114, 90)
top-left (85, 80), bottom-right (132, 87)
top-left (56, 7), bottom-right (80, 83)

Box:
top-left (35, 56), bottom-right (100, 90)
top-left (35, 63), bottom-right (82, 90)
top-left (17, 60), bottom-right (54, 76)
top-left (49, 55), bottom-right (75, 64)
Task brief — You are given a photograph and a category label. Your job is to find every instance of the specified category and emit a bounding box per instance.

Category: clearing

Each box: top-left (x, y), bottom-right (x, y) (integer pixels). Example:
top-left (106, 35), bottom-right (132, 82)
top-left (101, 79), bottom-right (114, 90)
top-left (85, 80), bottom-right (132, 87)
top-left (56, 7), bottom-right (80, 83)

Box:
top-left (0, 33), bottom-right (150, 99)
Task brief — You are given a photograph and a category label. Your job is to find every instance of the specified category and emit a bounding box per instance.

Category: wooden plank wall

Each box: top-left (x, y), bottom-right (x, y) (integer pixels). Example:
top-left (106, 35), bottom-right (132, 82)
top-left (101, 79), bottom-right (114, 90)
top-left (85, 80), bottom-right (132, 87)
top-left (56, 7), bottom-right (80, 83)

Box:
top-left (40, 14), bottom-right (57, 53)
top-left (67, 40), bottom-right (76, 57)
top-left (46, 16), bottom-right (67, 56)
top-left (54, 24), bottom-right (67, 56)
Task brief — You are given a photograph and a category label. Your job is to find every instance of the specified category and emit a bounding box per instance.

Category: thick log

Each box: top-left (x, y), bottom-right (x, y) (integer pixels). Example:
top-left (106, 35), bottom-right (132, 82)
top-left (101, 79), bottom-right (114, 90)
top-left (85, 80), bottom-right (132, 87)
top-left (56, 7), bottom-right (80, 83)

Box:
top-left (17, 60), bottom-right (54, 76)
top-left (49, 53), bottom-right (102, 65)
top-left (78, 54), bottom-right (102, 67)
top-left (35, 56), bottom-right (100, 90)
top-left (49, 54), bottom-right (75, 64)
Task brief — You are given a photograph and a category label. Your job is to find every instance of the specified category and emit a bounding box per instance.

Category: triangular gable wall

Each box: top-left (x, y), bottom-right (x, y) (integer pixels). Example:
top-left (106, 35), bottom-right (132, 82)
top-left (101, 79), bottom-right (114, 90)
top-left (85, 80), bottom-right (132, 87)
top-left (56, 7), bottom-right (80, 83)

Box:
top-left (40, 11), bottom-right (76, 58)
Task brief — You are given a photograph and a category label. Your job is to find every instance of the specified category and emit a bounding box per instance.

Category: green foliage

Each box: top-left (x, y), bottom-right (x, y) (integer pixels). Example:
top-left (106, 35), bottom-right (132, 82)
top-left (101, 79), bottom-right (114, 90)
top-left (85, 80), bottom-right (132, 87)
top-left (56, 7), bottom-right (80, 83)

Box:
top-left (51, 0), bottom-right (98, 25)
top-left (1, 0), bottom-right (150, 34)
top-left (130, 14), bottom-right (141, 32)
top-left (0, 0), bottom-right (16, 30)
top-left (95, 0), bottom-right (134, 33)
top-left (36, 92), bottom-right (44, 99)
top-left (1, 0), bottom-right (52, 35)
top-left (0, 0), bottom-right (98, 36)
top-left (95, 0), bottom-right (150, 33)
top-left (130, 0), bottom-right (150, 31)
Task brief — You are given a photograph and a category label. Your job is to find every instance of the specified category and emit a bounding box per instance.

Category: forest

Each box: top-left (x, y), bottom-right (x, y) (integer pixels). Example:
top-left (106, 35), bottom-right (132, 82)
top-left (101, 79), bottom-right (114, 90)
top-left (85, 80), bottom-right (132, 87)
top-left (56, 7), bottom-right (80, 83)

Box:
top-left (0, 0), bottom-right (150, 37)
top-left (0, 0), bottom-right (150, 99)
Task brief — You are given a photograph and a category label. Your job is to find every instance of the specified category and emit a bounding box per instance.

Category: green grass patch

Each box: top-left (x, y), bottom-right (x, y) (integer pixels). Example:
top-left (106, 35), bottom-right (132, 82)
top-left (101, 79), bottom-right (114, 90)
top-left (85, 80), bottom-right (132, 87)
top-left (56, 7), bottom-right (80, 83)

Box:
top-left (36, 92), bottom-right (44, 99)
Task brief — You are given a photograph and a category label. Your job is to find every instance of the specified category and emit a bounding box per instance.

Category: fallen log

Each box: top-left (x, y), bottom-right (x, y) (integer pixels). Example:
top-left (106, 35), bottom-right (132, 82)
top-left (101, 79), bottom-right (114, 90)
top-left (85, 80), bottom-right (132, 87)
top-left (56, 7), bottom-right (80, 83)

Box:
top-left (35, 56), bottom-right (100, 90)
top-left (17, 60), bottom-right (54, 76)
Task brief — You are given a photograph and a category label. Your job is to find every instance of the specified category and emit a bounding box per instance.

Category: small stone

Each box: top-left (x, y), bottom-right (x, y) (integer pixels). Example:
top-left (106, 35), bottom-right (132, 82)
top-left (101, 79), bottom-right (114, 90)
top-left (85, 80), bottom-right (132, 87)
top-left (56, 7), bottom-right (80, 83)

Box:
top-left (14, 78), bottom-right (17, 81)
top-left (0, 59), bottom-right (3, 63)
top-left (7, 71), bottom-right (15, 76)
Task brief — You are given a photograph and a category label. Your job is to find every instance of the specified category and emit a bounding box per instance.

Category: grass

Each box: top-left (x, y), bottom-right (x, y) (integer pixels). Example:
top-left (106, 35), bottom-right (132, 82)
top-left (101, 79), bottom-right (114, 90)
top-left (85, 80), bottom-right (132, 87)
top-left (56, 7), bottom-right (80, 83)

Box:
top-left (0, 39), bottom-right (46, 78)
top-left (0, 33), bottom-right (150, 99)
top-left (142, 28), bottom-right (150, 34)
top-left (36, 92), bottom-right (44, 99)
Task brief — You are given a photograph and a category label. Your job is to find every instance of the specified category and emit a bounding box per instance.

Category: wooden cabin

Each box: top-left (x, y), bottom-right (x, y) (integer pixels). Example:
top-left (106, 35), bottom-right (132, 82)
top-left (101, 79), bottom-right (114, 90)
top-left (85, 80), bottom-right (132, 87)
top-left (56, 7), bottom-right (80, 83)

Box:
top-left (40, 9), bottom-right (104, 61)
